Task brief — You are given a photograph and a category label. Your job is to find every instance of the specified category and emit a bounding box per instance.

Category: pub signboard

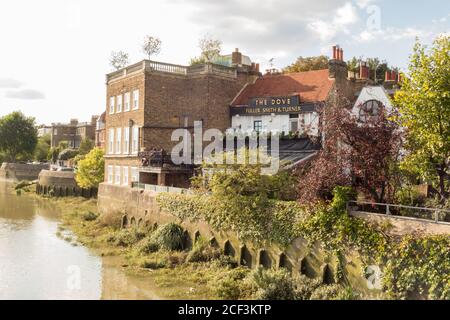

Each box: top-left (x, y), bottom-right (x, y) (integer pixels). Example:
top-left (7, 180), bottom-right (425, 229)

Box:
top-left (231, 95), bottom-right (316, 116)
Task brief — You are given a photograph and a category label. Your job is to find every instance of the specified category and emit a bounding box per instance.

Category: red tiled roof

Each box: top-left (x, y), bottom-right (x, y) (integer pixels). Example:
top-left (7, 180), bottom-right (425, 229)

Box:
top-left (232, 69), bottom-right (335, 106)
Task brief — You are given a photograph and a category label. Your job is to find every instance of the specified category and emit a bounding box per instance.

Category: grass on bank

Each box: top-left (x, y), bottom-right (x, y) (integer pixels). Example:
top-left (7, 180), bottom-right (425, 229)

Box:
top-left (50, 196), bottom-right (360, 300)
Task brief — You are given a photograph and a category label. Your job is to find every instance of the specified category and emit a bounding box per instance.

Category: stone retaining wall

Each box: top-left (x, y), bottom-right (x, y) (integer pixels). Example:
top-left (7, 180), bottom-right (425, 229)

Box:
top-left (98, 183), bottom-right (375, 295)
top-left (37, 170), bottom-right (96, 198)
top-left (0, 162), bottom-right (49, 182)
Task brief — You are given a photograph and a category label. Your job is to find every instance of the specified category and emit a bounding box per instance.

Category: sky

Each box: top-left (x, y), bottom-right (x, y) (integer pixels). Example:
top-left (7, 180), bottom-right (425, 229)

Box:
top-left (0, 0), bottom-right (448, 125)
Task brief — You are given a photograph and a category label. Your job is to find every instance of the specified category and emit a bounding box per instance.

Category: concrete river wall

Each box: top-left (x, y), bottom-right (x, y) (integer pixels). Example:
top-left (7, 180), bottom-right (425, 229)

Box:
top-left (97, 183), bottom-right (376, 295)
top-left (0, 162), bottom-right (49, 182)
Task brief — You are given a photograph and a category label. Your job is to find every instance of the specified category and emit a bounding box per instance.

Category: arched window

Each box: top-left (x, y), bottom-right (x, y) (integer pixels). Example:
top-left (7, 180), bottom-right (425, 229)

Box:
top-left (359, 99), bottom-right (382, 121)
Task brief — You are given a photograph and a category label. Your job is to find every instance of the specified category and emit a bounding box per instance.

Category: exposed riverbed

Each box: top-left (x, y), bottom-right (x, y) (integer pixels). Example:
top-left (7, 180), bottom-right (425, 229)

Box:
top-left (0, 182), bottom-right (162, 300)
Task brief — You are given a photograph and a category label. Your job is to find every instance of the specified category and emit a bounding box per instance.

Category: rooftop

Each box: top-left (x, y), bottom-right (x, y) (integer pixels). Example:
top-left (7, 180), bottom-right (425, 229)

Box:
top-left (231, 69), bottom-right (335, 106)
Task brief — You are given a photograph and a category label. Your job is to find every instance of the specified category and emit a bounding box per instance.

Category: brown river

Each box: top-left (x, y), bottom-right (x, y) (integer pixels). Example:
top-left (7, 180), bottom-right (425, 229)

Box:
top-left (0, 182), bottom-right (161, 300)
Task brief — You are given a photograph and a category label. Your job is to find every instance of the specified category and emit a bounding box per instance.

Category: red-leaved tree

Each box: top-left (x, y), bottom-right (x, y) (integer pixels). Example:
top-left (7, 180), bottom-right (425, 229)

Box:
top-left (296, 92), bottom-right (402, 204)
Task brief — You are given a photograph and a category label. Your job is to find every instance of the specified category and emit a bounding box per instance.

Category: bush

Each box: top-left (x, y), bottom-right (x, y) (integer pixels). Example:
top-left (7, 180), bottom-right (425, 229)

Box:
top-left (293, 275), bottom-right (322, 300)
top-left (186, 238), bottom-right (221, 263)
top-left (107, 228), bottom-right (146, 247)
top-left (249, 267), bottom-right (296, 300)
top-left (310, 284), bottom-right (347, 300)
top-left (215, 267), bottom-right (251, 300)
top-left (98, 212), bottom-right (122, 229)
top-left (136, 237), bottom-right (160, 254)
top-left (151, 223), bottom-right (184, 251)
top-left (82, 211), bottom-right (98, 221)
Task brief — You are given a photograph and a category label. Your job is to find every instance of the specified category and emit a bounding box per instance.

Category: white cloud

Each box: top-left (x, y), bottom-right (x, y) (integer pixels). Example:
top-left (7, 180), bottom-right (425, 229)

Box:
top-left (5, 89), bottom-right (45, 100)
top-left (354, 27), bottom-right (430, 43)
top-left (0, 78), bottom-right (23, 88)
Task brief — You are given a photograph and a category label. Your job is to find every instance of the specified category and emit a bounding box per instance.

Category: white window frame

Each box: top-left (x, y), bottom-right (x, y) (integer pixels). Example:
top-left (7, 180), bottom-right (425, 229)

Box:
top-left (132, 126), bottom-right (139, 154)
top-left (108, 128), bottom-right (114, 154)
top-left (116, 95), bottom-right (122, 113)
top-left (124, 92), bottom-right (131, 112)
top-left (107, 165), bottom-right (113, 183)
top-left (131, 167), bottom-right (138, 183)
top-left (123, 127), bottom-right (130, 154)
top-left (132, 90), bottom-right (139, 110)
top-left (115, 128), bottom-right (122, 154)
top-left (114, 166), bottom-right (121, 185)
top-left (122, 166), bottom-right (129, 186)
top-left (109, 96), bottom-right (115, 114)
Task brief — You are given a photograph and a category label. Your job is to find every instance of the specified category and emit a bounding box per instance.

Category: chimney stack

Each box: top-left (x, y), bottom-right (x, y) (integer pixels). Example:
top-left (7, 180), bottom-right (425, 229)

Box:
top-left (332, 46), bottom-right (337, 60)
top-left (329, 45), bottom-right (347, 78)
top-left (232, 48), bottom-right (242, 66)
top-left (339, 48), bottom-right (344, 61)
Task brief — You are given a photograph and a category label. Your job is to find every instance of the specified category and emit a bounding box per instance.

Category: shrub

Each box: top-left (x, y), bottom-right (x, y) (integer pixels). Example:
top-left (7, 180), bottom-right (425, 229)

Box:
top-left (98, 212), bottom-right (122, 229)
top-left (249, 267), bottom-right (296, 300)
top-left (186, 238), bottom-right (221, 263)
top-left (310, 284), bottom-right (346, 300)
top-left (151, 223), bottom-right (184, 251)
top-left (136, 237), bottom-right (160, 254)
top-left (82, 211), bottom-right (98, 221)
top-left (293, 275), bottom-right (322, 300)
top-left (107, 228), bottom-right (146, 247)
top-left (215, 267), bottom-right (251, 300)
top-left (141, 260), bottom-right (167, 269)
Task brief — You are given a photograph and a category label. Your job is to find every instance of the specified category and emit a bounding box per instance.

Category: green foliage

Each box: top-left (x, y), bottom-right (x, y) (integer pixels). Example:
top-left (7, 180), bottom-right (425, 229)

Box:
top-left (249, 267), bottom-right (296, 300)
top-left (58, 148), bottom-right (79, 161)
top-left (75, 148), bottom-right (104, 188)
top-left (151, 223), bottom-right (184, 251)
top-left (78, 138), bottom-right (94, 156)
top-left (186, 238), bottom-right (221, 263)
top-left (0, 111), bottom-right (38, 162)
top-left (383, 235), bottom-right (450, 300)
top-left (394, 36), bottom-right (450, 199)
top-left (215, 267), bottom-right (251, 300)
top-left (284, 55), bottom-right (329, 73)
top-left (107, 227), bottom-right (147, 247)
top-left (293, 275), bottom-right (323, 300)
top-left (310, 284), bottom-right (351, 300)
top-left (34, 134), bottom-right (50, 162)
top-left (82, 211), bottom-right (98, 221)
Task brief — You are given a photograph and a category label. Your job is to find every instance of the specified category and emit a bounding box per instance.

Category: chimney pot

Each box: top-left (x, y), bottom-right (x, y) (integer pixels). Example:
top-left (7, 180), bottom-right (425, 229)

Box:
top-left (332, 46), bottom-right (337, 60)
top-left (340, 48), bottom-right (344, 61)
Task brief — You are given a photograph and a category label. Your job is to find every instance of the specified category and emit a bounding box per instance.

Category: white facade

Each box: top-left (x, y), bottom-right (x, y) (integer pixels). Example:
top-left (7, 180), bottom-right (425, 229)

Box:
top-left (231, 112), bottom-right (319, 136)
top-left (352, 86), bottom-right (393, 118)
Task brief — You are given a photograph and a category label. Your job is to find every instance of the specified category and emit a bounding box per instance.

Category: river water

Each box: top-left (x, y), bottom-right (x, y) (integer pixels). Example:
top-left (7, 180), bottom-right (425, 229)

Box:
top-left (0, 182), bottom-right (161, 300)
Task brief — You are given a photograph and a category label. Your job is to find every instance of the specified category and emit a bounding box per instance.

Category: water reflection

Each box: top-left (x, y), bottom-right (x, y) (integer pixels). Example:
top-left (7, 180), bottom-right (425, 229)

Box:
top-left (0, 182), bottom-right (161, 300)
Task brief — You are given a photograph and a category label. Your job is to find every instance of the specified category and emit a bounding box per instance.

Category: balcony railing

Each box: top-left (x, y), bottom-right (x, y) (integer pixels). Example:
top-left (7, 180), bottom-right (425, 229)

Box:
top-left (347, 200), bottom-right (450, 224)
top-left (131, 182), bottom-right (191, 194)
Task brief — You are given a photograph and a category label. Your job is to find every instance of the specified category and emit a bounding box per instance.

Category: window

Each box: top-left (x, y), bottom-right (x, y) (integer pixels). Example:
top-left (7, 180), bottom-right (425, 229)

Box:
top-left (359, 100), bottom-right (382, 121)
top-left (132, 126), bottom-right (139, 153)
top-left (122, 167), bottom-right (129, 185)
top-left (108, 128), bottom-right (114, 154)
top-left (53, 128), bottom-right (58, 135)
top-left (289, 114), bottom-right (299, 133)
top-left (131, 167), bottom-right (138, 182)
top-left (123, 127), bottom-right (130, 154)
top-left (116, 95), bottom-right (122, 113)
top-left (253, 120), bottom-right (262, 132)
top-left (109, 96), bottom-right (115, 114)
top-left (107, 166), bottom-right (113, 183)
top-left (133, 90), bottom-right (139, 110)
top-left (114, 166), bottom-right (121, 185)
top-left (124, 92), bottom-right (130, 112)
top-left (115, 128), bottom-right (122, 154)
top-left (300, 112), bottom-right (319, 136)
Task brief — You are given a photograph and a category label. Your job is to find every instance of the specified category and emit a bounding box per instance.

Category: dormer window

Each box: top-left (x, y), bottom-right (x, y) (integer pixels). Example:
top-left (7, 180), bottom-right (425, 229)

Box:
top-left (359, 100), bottom-right (382, 121)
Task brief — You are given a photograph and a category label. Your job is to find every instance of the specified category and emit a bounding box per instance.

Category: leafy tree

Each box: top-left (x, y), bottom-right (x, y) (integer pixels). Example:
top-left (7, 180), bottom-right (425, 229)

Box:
top-left (142, 35), bottom-right (162, 59)
top-left (58, 148), bottom-right (79, 161)
top-left (296, 93), bottom-right (401, 204)
top-left (34, 134), bottom-right (51, 162)
top-left (78, 138), bottom-right (94, 156)
top-left (0, 111), bottom-right (38, 162)
top-left (47, 147), bottom-right (59, 163)
top-left (190, 34), bottom-right (222, 66)
top-left (75, 147), bottom-right (105, 188)
top-left (283, 56), bottom-right (329, 73)
top-left (109, 50), bottom-right (129, 70)
top-left (394, 36), bottom-right (450, 200)
top-left (347, 57), bottom-right (360, 73)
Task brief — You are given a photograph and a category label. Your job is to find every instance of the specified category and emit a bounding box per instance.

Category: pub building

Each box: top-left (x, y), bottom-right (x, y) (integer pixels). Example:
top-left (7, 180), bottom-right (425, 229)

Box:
top-left (102, 45), bottom-right (374, 189)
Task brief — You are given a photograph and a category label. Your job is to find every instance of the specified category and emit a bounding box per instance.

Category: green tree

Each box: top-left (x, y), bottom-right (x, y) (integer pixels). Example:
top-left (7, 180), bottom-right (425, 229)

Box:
top-left (283, 56), bottom-right (329, 73)
top-left (75, 147), bottom-right (105, 188)
top-left (190, 35), bottom-right (222, 66)
top-left (394, 36), bottom-right (450, 200)
top-left (0, 111), bottom-right (38, 162)
top-left (78, 138), bottom-right (94, 155)
top-left (34, 134), bottom-right (51, 162)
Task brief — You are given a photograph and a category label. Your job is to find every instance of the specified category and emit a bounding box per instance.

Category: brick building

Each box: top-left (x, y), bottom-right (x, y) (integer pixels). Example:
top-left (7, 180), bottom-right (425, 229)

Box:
top-left (95, 112), bottom-right (106, 149)
top-left (50, 116), bottom-right (98, 148)
top-left (104, 52), bottom-right (260, 188)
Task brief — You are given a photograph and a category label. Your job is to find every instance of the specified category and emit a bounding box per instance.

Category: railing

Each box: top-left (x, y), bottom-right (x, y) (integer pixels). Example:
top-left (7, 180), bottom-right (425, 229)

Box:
top-left (131, 182), bottom-right (191, 194)
top-left (347, 201), bottom-right (450, 224)
top-left (145, 60), bottom-right (188, 75)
